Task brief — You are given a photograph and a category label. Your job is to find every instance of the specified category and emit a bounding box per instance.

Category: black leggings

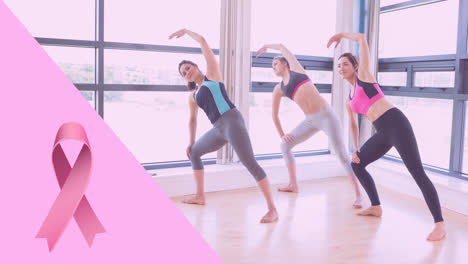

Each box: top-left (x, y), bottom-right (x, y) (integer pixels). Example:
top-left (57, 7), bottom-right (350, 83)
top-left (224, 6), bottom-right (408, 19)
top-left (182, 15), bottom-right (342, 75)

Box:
top-left (351, 108), bottom-right (444, 223)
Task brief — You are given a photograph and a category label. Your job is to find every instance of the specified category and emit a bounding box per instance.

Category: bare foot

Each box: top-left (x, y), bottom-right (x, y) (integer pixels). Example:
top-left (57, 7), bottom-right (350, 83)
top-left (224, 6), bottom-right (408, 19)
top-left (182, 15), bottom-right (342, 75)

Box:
top-left (427, 222), bottom-right (446, 241)
top-left (278, 184), bottom-right (298, 193)
top-left (353, 197), bottom-right (363, 209)
top-left (357, 205), bottom-right (382, 217)
top-left (260, 209), bottom-right (279, 223)
top-left (182, 195), bottom-right (205, 205)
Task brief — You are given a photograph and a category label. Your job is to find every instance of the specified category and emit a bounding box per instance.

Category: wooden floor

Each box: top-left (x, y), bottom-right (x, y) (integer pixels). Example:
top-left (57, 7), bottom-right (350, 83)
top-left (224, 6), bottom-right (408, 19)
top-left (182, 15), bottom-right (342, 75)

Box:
top-left (172, 177), bottom-right (468, 264)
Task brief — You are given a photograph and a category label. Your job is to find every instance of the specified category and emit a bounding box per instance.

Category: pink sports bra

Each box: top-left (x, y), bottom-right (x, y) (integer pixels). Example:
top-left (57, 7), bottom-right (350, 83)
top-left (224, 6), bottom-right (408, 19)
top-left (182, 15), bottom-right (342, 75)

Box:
top-left (349, 78), bottom-right (385, 116)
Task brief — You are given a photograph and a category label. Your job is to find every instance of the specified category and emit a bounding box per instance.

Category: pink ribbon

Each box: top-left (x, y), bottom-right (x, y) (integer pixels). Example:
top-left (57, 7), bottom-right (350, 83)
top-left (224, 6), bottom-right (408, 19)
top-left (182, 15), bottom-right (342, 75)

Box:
top-left (36, 122), bottom-right (105, 251)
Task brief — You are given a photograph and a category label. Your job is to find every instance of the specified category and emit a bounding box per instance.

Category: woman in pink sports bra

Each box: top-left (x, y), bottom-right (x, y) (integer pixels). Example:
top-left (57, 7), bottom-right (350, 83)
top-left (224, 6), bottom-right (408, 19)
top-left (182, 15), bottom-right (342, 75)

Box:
top-left (327, 32), bottom-right (446, 241)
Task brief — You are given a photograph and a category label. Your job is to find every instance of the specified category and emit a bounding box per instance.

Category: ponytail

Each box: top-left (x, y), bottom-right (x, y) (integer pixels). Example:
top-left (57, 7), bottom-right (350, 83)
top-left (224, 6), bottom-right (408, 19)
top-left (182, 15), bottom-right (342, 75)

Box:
top-left (187, 81), bottom-right (197, 91)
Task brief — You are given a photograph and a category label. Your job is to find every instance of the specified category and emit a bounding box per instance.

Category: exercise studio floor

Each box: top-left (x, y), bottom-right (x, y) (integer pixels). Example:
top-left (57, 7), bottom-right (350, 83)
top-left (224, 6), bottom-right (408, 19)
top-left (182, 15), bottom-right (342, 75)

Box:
top-left (172, 177), bottom-right (468, 264)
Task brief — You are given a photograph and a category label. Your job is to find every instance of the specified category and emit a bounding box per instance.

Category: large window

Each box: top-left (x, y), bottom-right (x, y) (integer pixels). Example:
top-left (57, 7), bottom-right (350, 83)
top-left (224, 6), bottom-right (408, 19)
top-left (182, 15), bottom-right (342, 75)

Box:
top-left (386, 97), bottom-right (453, 169)
top-left (4, 1), bottom-right (97, 109)
top-left (10, 0), bottom-right (467, 174)
top-left (105, 0), bottom-right (220, 48)
top-left (104, 92), bottom-right (214, 163)
top-left (251, 0), bottom-right (337, 57)
top-left (413, 71), bottom-right (455, 88)
top-left (101, 0), bottom-right (221, 167)
top-left (379, 0), bottom-right (458, 58)
top-left (250, 1), bottom-right (336, 156)
top-left (4, 0), bottom-right (95, 40)
top-left (104, 51), bottom-right (212, 85)
top-left (4, 0), bottom-right (224, 167)
top-left (42, 46), bottom-right (95, 84)
top-left (377, 0), bottom-right (468, 179)
top-left (377, 71), bottom-right (407, 86)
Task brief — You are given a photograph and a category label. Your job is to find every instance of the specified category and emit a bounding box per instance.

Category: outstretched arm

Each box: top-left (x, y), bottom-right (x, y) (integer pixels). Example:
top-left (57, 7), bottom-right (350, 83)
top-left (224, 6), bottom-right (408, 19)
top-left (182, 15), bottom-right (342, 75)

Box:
top-left (327, 32), bottom-right (375, 82)
top-left (186, 93), bottom-right (198, 159)
top-left (256, 43), bottom-right (306, 74)
top-left (346, 101), bottom-right (361, 163)
top-left (272, 84), bottom-right (286, 138)
top-left (169, 29), bottom-right (222, 81)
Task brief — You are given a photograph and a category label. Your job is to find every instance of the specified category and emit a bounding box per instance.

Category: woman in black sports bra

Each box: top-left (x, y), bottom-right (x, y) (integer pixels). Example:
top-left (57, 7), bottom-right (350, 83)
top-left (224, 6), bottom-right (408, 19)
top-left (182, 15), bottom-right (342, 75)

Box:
top-left (256, 43), bottom-right (363, 208)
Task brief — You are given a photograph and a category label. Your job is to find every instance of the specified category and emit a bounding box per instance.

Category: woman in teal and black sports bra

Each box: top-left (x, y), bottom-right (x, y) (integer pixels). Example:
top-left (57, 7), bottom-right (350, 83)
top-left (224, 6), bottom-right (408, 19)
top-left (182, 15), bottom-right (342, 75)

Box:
top-left (169, 28), bottom-right (278, 223)
top-left (328, 32), bottom-right (445, 241)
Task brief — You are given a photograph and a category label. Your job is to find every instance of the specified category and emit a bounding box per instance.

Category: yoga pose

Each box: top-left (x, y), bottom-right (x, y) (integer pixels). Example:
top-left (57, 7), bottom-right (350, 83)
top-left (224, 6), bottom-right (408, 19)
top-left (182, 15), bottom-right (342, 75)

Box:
top-left (256, 43), bottom-right (362, 208)
top-left (169, 29), bottom-right (278, 223)
top-left (327, 32), bottom-right (445, 241)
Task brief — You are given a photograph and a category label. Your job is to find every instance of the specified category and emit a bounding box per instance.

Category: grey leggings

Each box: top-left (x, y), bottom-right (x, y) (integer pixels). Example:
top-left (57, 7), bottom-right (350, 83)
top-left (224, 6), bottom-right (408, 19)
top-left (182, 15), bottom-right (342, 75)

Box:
top-left (190, 108), bottom-right (267, 182)
top-left (280, 105), bottom-right (354, 175)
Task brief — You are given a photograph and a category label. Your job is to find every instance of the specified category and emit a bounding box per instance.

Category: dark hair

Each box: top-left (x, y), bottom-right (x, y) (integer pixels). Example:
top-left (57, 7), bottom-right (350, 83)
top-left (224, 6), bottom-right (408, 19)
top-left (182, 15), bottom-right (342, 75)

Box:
top-left (274, 56), bottom-right (290, 70)
top-left (338, 53), bottom-right (359, 70)
top-left (178, 60), bottom-right (198, 91)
